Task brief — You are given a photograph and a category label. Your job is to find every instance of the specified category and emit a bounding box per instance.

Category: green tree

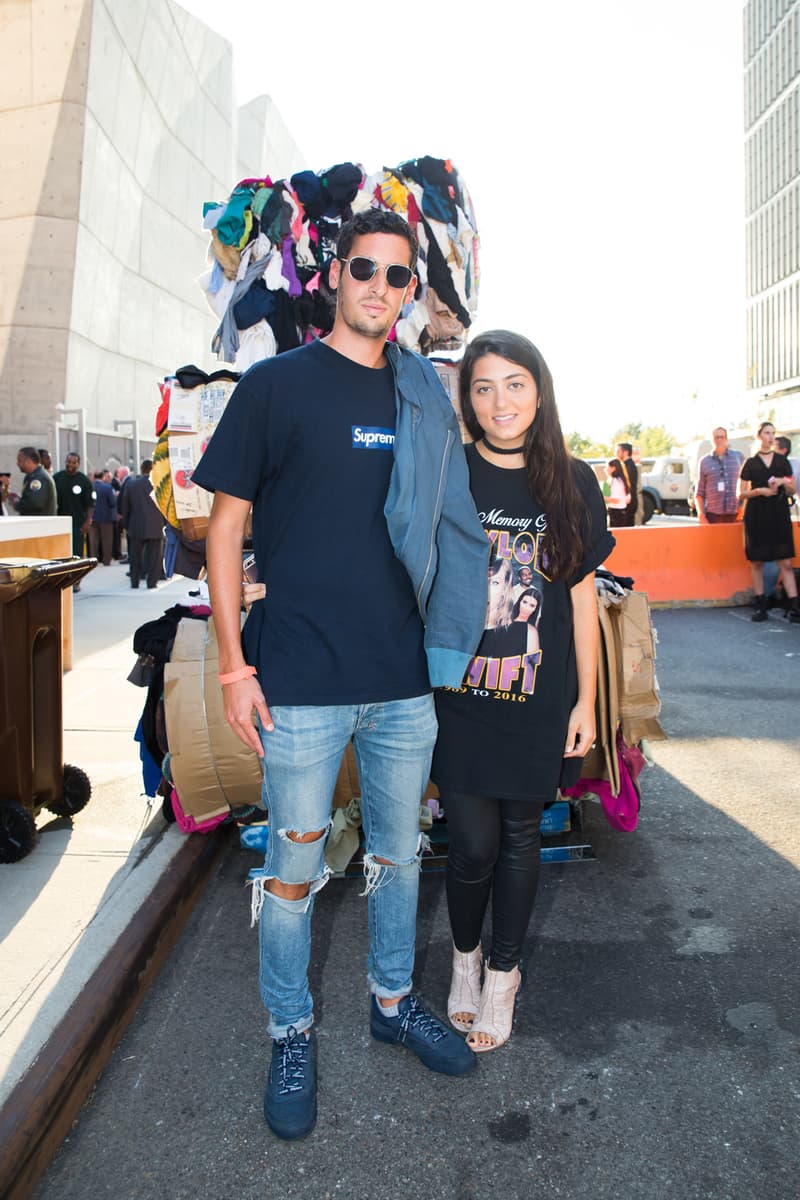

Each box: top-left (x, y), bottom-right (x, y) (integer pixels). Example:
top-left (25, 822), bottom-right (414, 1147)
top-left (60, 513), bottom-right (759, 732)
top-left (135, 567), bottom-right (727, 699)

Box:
top-left (638, 425), bottom-right (674, 456)
top-left (566, 432), bottom-right (612, 458)
top-left (567, 431), bottom-right (593, 456)
top-left (612, 422), bottom-right (642, 445)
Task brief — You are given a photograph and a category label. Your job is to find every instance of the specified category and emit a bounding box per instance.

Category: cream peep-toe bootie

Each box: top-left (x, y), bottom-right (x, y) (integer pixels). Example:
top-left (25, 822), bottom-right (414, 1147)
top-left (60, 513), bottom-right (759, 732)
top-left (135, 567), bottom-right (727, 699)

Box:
top-left (466, 963), bottom-right (521, 1052)
top-left (447, 944), bottom-right (482, 1032)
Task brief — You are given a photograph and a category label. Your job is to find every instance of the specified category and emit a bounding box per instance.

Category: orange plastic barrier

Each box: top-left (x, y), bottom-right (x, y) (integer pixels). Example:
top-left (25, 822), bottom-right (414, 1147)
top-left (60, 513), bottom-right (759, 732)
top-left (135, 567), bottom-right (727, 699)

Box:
top-left (604, 523), bottom-right (800, 605)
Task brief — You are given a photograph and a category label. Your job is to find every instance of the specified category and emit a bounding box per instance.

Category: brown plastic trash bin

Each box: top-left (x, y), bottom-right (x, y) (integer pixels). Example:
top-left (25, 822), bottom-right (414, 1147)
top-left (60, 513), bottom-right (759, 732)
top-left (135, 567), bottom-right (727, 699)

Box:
top-left (0, 556), bottom-right (97, 862)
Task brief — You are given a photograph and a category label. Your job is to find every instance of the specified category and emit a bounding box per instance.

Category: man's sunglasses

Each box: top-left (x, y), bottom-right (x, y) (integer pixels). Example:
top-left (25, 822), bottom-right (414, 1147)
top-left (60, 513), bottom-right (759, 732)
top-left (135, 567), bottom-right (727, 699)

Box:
top-left (339, 256), bottom-right (414, 290)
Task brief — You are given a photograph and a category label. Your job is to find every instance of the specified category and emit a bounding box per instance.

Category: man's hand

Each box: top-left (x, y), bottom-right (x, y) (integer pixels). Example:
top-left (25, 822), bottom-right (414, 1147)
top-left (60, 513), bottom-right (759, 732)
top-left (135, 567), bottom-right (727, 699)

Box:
top-left (222, 676), bottom-right (273, 757)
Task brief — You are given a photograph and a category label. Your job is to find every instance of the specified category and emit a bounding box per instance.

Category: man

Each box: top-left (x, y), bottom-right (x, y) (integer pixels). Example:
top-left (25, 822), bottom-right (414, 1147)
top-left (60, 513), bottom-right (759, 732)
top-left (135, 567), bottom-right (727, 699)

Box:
top-left (88, 471), bottom-right (117, 565)
top-left (193, 208), bottom-right (488, 1141)
top-left (513, 565), bottom-right (534, 598)
top-left (113, 466), bottom-right (131, 560)
top-left (10, 447), bottom-right (57, 516)
top-left (776, 436), bottom-right (800, 509)
top-left (615, 442), bottom-right (638, 527)
top-left (695, 427), bottom-right (743, 524)
top-left (53, 452), bottom-right (94, 555)
top-left (120, 460), bottom-right (165, 589)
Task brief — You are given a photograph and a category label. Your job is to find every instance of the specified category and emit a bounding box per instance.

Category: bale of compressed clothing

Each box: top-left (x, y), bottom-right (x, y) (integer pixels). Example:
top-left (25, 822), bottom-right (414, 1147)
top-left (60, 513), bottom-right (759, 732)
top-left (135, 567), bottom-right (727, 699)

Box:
top-left (198, 156), bottom-right (479, 368)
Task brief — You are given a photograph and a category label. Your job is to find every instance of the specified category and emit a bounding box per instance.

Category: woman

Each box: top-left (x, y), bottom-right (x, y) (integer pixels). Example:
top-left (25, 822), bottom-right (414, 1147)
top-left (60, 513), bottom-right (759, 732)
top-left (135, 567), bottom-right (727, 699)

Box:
top-left (511, 585), bottom-right (543, 655)
top-left (739, 422), bottom-right (799, 623)
top-left (605, 458), bottom-right (630, 528)
top-left (432, 330), bottom-right (614, 1052)
top-left (486, 557), bottom-right (515, 628)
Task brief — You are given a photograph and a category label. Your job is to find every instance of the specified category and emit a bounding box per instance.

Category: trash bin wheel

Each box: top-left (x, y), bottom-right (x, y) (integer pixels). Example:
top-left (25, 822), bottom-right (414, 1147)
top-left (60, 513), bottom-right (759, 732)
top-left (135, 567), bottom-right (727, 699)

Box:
top-left (0, 801), bottom-right (37, 863)
top-left (46, 764), bottom-right (92, 818)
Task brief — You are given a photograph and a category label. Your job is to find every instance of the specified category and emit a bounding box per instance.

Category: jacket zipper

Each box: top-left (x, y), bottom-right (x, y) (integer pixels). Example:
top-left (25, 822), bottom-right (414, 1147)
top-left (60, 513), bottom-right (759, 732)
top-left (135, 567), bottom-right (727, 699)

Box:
top-left (416, 429), bottom-right (453, 615)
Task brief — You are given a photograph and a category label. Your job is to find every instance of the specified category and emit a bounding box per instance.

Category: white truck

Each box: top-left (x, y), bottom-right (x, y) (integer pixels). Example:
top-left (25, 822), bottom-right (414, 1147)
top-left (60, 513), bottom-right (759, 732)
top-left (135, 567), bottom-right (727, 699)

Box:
top-left (638, 457), bottom-right (693, 522)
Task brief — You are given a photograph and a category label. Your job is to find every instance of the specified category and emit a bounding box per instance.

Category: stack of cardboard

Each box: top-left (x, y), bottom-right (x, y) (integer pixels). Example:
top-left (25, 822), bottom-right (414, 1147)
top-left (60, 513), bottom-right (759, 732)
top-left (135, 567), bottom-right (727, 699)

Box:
top-left (164, 616), bottom-right (264, 822)
top-left (580, 587), bottom-right (665, 796)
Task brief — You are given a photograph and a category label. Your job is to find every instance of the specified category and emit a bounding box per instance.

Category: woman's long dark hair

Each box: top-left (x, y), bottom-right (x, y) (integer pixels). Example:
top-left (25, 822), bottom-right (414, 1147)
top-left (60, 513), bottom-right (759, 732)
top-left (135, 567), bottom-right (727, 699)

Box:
top-left (459, 330), bottom-right (584, 580)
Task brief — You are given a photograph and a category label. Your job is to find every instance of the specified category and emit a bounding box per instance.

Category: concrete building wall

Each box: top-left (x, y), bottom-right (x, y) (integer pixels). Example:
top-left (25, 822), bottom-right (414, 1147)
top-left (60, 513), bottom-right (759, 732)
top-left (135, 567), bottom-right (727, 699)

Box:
top-left (0, 0), bottom-right (91, 460)
top-left (744, 0), bottom-right (800, 433)
top-left (0, 0), bottom-right (305, 478)
top-left (236, 94), bottom-right (305, 187)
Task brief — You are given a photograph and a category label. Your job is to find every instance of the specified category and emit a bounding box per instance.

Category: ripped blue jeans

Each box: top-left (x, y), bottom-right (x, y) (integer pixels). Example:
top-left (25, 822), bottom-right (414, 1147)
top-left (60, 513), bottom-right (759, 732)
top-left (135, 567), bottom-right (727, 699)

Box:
top-left (253, 694), bottom-right (437, 1039)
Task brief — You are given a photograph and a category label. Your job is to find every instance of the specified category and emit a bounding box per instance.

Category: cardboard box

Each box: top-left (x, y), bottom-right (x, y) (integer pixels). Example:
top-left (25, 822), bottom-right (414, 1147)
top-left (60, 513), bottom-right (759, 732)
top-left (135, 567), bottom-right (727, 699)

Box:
top-left (168, 432), bottom-right (214, 520)
top-left (164, 616), bottom-right (263, 820)
top-left (167, 381), bottom-right (237, 434)
top-left (179, 516), bottom-right (209, 542)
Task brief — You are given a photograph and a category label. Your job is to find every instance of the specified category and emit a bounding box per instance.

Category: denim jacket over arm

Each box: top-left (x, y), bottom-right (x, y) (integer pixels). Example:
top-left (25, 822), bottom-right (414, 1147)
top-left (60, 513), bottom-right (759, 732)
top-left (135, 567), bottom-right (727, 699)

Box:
top-left (384, 343), bottom-right (488, 688)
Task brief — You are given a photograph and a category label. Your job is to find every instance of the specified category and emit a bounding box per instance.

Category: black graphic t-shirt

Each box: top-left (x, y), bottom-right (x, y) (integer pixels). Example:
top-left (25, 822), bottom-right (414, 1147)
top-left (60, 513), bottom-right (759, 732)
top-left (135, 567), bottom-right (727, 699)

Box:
top-left (431, 445), bottom-right (614, 801)
top-left (192, 339), bottom-right (429, 705)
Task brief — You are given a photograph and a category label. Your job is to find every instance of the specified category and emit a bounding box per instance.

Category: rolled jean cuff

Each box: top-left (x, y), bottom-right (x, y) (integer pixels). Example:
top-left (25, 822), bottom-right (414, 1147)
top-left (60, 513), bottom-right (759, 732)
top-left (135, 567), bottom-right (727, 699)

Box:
top-left (368, 978), bottom-right (412, 1002)
top-left (267, 1012), bottom-right (314, 1041)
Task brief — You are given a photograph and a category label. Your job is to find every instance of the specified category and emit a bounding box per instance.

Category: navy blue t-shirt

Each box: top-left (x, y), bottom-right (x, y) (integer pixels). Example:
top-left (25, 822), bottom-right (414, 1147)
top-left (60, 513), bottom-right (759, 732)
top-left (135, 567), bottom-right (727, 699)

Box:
top-left (192, 339), bottom-right (430, 706)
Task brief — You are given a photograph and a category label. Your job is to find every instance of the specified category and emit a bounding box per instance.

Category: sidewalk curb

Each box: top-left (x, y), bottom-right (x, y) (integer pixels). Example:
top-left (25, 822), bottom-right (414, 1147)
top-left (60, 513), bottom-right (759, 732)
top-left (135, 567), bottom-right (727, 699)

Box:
top-left (0, 826), bottom-right (232, 1200)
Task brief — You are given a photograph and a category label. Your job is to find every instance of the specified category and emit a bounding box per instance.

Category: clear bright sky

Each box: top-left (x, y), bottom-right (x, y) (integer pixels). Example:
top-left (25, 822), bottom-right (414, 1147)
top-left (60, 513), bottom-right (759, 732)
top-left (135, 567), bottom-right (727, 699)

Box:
top-left (178, 0), bottom-right (746, 445)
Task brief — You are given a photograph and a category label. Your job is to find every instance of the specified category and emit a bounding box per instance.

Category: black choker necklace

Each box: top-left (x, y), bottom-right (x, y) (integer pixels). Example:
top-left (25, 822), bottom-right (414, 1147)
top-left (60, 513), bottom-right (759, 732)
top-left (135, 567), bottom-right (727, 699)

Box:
top-left (482, 436), bottom-right (524, 456)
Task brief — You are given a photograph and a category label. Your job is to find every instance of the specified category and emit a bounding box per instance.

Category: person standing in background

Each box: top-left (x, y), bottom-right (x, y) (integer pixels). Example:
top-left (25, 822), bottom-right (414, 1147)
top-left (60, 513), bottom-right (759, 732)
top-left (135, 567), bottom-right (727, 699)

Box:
top-left (775, 437), bottom-right (800, 514)
top-left (53, 452), bottom-right (94, 555)
top-left (113, 466), bottom-right (131, 561)
top-left (120, 460), bottom-right (165, 589)
top-left (739, 422), bottom-right (798, 623)
top-left (88, 471), bottom-right (117, 565)
top-left (695, 428), bottom-right (743, 524)
top-left (615, 442), bottom-right (637, 527)
top-left (604, 458), bottom-right (630, 528)
top-left (9, 448), bottom-right (57, 516)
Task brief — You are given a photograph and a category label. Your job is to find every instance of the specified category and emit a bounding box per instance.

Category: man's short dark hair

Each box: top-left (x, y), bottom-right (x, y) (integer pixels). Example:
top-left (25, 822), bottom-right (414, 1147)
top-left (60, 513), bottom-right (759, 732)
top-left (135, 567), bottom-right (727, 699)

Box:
top-left (19, 446), bottom-right (40, 465)
top-left (336, 209), bottom-right (418, 272)
top-left (776, 435), bottom-right (792, 455)
top-left (140, 459), bottom-right (153, 474)
top-left (616, 442), bottom-right (632, 457)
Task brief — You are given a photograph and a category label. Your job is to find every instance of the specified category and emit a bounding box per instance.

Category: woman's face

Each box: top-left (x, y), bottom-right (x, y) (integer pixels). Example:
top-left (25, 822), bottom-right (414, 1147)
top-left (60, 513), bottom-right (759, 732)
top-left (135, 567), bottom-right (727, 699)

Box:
top-left (469, 354), bottom-right (538, 448)
top-left (759, 424), bottom-right (775, 450)
top-left (517, 592), bottom-right (539, 622)
top-left (487, 563), bottom-right (510, 624)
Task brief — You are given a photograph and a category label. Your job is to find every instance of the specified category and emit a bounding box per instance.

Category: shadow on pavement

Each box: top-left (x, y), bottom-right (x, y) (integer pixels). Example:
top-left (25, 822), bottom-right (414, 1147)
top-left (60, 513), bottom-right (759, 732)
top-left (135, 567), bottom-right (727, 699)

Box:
top-left (33, 608), bottom-right (800, 1200)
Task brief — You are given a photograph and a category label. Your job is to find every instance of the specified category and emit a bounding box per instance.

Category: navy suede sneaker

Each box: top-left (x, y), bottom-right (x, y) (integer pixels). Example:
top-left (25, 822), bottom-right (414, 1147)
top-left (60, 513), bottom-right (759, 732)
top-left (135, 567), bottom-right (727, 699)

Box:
top-left (263, 1026), bottom-right (317, 1140)
top-left (370, 994), bottom-right (476, 1076)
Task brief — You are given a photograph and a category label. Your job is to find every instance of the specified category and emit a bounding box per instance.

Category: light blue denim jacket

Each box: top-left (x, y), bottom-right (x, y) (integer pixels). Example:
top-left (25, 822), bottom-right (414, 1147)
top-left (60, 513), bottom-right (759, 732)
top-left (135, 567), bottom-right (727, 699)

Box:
top-left (384, 343), bottom-right (488, 687)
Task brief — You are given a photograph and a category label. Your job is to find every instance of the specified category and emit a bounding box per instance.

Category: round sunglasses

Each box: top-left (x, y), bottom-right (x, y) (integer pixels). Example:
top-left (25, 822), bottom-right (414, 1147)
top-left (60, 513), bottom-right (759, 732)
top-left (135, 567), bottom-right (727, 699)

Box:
top-left (339, 256), bottom-right (414, 290)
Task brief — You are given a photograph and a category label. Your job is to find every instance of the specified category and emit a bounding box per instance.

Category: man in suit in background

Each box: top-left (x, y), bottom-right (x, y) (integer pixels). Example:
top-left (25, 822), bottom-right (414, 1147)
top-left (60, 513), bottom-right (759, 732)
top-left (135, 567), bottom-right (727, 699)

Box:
top-left (120, 460), bottom-right (165, 589)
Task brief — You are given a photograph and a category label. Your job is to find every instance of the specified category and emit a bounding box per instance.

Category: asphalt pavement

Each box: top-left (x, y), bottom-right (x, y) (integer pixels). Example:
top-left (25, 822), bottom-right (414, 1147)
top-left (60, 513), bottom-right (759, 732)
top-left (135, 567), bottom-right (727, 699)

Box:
top-left (31, 603), bottom-right (800, 1200)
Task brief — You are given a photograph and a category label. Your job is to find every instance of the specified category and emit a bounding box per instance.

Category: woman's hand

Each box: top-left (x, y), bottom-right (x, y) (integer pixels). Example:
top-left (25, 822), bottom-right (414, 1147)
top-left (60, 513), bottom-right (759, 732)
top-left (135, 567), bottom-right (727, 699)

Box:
top-left (564, 699), bottom-right (595, 757)
top-left (242, 581), bottom-right (266, 612)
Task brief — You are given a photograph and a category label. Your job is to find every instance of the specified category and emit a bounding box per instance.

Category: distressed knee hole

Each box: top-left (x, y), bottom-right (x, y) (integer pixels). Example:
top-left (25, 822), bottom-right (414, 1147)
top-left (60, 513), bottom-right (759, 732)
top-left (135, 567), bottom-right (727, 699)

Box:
top-left (285, 828), bottom-right (326, 844)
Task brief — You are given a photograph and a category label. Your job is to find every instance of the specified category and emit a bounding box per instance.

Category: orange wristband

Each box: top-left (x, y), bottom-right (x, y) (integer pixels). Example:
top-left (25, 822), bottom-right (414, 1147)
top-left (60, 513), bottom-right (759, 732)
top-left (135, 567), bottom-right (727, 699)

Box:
top-left (218, 665), bottom-right (257, 685)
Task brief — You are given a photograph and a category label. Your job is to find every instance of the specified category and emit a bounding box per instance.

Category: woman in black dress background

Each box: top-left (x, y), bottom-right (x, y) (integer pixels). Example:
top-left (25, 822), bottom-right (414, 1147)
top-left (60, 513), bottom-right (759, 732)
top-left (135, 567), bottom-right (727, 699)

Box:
top-left (739, 421), bottom-right (798, 622)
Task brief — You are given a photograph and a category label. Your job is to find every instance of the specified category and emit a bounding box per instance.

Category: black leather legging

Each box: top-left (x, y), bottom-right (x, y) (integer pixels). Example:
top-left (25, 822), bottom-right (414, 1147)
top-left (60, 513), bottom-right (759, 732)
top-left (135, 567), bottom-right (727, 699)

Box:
top-left (446, 791), bottom-right (545, 972)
